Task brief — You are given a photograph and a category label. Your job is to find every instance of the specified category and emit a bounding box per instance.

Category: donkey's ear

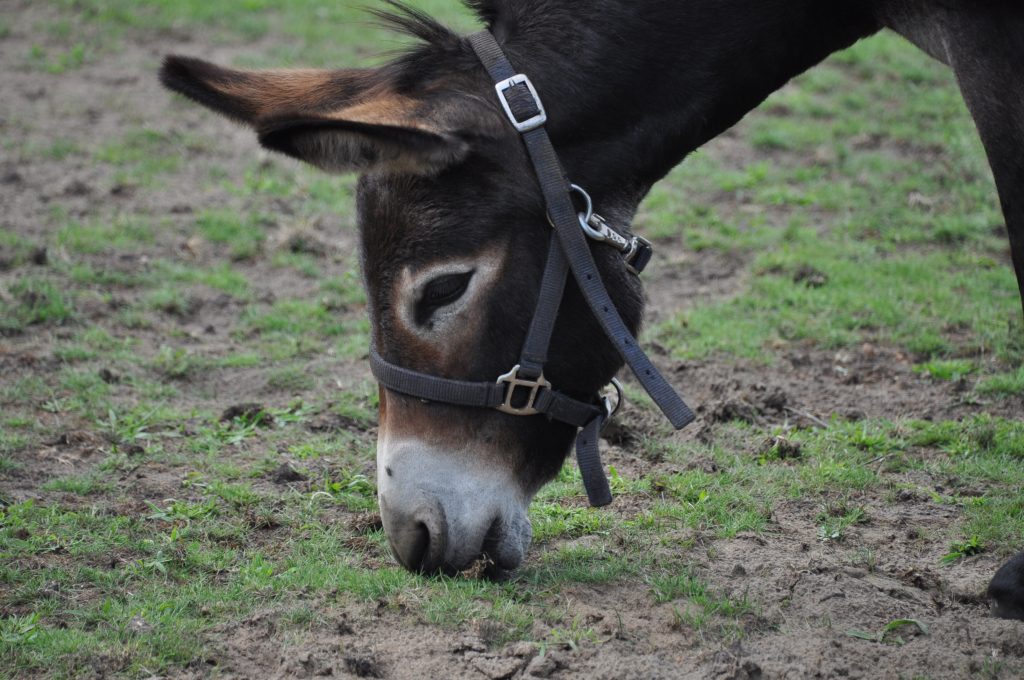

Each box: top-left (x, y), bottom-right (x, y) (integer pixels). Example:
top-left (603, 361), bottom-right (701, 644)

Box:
top-left (160, 55), bottom-right (471, 174)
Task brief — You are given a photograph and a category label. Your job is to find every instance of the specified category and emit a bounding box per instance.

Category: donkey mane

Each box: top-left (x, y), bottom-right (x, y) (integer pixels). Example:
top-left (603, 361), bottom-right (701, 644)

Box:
top-left (369, 1), bottom-right (463, 52)
top-left (372, 0), bottom-right (564, 47)
top-left (372, 0), bottom-right (624, 78)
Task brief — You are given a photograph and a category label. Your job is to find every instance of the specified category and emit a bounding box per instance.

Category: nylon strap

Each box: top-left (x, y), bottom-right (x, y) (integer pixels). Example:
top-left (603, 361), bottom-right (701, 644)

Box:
top-left (369, 347), bottom-right (602, 429)
top-left (518, 237), bottom-right (569, 379)
top-left (468, 30), bottom-right (695, 430)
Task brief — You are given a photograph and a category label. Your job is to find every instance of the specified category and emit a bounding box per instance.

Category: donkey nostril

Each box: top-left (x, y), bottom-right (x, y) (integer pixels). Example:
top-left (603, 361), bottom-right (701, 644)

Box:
top-left (405, 522), bottom-right (431, 570)
top-left (385, 505), bottom-right (447, 574)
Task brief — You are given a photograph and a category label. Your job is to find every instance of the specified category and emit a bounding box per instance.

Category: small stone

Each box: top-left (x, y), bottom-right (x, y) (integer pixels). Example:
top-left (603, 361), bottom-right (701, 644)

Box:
top-left (793, 265), bottom-right (828, 288)
top-left (525, 652), bottom-right (559, 678)
top-left (452, 636), bottom-right (486, 654)
top-left (127, 614), bottom-right (154, 634)
top-left (844, 567), bottom-right (868, 579)
top-left (507, 641), bottom-right (537, 659)
top-left (471, 656), bottom-right (525, 680)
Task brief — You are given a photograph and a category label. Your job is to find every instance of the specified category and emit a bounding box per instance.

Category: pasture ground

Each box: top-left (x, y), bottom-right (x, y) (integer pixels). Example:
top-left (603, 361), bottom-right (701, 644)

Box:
top-left (1, 2), bottom-right (1023, 678)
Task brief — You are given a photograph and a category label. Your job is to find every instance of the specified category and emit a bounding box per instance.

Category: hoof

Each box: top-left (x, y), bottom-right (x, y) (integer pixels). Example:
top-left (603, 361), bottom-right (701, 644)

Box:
top-left (988, 551), bottom-right (1024, 621)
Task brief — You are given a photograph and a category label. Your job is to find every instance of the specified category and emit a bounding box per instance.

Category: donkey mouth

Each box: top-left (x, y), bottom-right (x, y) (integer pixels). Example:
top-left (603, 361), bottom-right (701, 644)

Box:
top-left (387, 514), bottom-right (530, 578)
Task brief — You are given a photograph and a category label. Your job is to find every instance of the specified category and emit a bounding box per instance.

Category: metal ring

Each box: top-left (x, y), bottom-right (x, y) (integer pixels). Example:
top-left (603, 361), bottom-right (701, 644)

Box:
top-left (568, 183), bottom-right (593, 224)
top-left (602, 377), bottom-right (625, 420)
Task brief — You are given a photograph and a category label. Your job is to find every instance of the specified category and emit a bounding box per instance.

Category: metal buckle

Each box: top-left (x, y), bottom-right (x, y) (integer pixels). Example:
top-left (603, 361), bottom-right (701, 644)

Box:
top-left (496, 365), bottom-right (551, 415)
top-left (495, 74), bottom-right (547, 132)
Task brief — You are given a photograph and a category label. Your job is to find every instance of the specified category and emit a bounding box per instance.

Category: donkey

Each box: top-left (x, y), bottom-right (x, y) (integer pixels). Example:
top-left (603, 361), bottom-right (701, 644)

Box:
top-left (160, 0), bottom-right (1024, 612)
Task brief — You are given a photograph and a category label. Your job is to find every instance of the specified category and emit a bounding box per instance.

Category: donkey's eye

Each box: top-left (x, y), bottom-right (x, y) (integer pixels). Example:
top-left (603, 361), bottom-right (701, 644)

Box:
top-left (419, 271), bottom-right (473, 313)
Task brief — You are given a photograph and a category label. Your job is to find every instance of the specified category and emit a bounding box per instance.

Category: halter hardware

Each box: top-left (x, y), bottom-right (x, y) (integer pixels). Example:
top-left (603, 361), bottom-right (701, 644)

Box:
top-left (495, 73), bottom-right (548, 132)
top-left (496, 365), bottom-right (552, 416)
top-left (369, 30), bottom-right (695, 508)
top-left (569, 183), bottom-right (654, 275)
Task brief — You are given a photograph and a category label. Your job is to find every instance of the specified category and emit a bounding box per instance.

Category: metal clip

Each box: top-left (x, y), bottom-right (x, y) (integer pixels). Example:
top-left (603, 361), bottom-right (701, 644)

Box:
top-left (563, 184), bottom-right (654, 275)
top-left (581, 212), bottom-right (632, 253)
top-left (496, 365), bottom-right (551, 416)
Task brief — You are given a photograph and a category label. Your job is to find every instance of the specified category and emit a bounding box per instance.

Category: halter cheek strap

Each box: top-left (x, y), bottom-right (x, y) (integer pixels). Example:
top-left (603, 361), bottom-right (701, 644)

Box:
top-left (369, 30), bottom-right (695, 507)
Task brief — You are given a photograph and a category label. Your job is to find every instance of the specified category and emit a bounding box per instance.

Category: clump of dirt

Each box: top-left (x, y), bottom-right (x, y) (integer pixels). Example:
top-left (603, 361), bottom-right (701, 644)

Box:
top-left (220, 403), bottom-right (274, 426)
top-left (348, 512), bottom-right (383, 535)
top-left (702, 381), bottom-right (790, 426)
top-left (457, 554), bottom-right (495, 580)
top-left (269, 463), bottom-right (306, 484)
top-left (755, 434), bottom-right (802, 459)
top-left (343, 654), bottom-right (384, 678)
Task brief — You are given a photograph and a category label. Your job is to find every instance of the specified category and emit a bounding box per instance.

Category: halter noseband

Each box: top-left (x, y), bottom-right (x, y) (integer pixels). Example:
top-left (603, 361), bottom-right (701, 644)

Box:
top-left (369, 30), bottom-right (695, 507)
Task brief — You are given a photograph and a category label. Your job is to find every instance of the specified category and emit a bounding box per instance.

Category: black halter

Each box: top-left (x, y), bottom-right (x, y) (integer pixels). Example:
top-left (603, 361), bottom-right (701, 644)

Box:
top-left (369, 30), bottom-right (695, 506)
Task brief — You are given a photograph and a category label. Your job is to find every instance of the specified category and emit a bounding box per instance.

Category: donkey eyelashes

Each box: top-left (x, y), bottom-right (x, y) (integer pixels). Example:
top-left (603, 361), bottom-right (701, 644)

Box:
top-left (415, 271), bottom-right (474, 325)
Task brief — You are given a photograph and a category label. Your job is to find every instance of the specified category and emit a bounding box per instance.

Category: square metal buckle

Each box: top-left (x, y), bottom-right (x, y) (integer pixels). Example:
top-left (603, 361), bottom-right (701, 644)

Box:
top-left (495, 74), bottom-right (547, 133)
top-left (496, 365), bottom-right (551, 415)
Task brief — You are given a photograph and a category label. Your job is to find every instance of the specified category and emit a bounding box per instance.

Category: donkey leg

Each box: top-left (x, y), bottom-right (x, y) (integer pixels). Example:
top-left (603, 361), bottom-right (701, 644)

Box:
top-left (940, 8), bottom-right (1024, 316)
top-left (884, 4), bottom-right (1024, 619)
top-left (937, 7), bottom-right (1024, 621)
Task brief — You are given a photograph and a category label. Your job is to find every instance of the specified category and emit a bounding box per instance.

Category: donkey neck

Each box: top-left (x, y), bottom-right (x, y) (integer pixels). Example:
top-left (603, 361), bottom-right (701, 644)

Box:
top-left (490, 0), bottom-right (882, 208)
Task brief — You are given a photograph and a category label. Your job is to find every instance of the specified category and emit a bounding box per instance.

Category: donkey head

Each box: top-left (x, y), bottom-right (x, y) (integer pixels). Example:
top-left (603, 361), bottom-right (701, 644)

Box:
top-left (161, 40), bottom-right (643, 574)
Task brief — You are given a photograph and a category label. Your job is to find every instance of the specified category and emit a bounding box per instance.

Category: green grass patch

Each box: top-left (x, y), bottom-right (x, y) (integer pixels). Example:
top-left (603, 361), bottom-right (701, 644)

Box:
top-left (57, 216), bottom-right (155, 255)
top-left (40, 474), bottom-right (112, 496)
top-left (530, 503), bottom-right (615, 542)
top-left (652, 246), bottom-right (1018, 362)
top-left (27, 42), bottom-right (90, 73)
top-left (977, 366), bottom-right (1024, 396)
top-left (95, 128), bottom-right (184, 186)
top-left (194, 210), bottom-right (270, 261)
top-left (0, 278), bottom-right (73, 332)
top-left (913, 359), bottom-right (975, 382)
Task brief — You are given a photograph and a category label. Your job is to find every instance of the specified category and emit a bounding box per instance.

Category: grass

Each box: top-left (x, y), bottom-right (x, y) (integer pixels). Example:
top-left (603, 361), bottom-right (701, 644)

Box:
top-left (977, 367), bottom-right (1024, 396)
top-left (644, 32), bottom-right (1016, 366)
top-left (194, 210), bottom-right (269, 262)
top-left (1, 2), bottom-right (1022, 678)
top-left (0, 278), bottom-right (74, 333)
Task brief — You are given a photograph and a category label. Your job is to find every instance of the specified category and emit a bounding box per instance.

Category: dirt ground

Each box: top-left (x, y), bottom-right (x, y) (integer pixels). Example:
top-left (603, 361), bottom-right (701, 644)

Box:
top-left (2, 2), bottom-right (1023, 679)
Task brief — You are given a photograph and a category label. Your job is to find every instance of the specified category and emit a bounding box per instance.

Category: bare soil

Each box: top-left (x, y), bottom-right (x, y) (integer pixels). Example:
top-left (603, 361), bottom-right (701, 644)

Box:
top-left (1, 3), bottom-right (1022, 679)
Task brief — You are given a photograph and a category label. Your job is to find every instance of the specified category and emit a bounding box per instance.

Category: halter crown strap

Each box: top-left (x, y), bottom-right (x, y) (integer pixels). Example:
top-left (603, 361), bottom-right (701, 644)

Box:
top-left (467, 31), bottom-right (695, 430)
